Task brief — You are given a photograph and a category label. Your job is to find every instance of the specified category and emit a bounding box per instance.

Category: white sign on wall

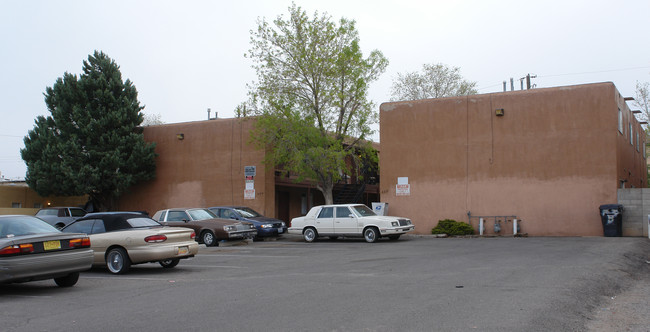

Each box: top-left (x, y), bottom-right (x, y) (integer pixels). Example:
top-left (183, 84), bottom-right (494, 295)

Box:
top-left (244, 189), bottom-right (255, 200)
top-left (396, 184), bottom-right (410, 196)
top-left (396, 177), bottom-right (410, 196)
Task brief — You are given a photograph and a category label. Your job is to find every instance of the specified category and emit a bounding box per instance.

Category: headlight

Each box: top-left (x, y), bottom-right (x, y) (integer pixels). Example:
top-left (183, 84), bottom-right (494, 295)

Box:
top-left (223, 225), bottom-right (236, 231)
top-left (281, 222), bottom-right (286, 227)
top-left (249, 224), bottom-right (256, 229)
top-left (261, 224), bottom-right (273, 228)
top-left (391, 221), bottom-right (398, 227)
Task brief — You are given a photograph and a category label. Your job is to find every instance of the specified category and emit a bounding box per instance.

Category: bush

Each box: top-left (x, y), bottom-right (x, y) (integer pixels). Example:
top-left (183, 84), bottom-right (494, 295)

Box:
top-left (431, 219), bottom-right (475, 236)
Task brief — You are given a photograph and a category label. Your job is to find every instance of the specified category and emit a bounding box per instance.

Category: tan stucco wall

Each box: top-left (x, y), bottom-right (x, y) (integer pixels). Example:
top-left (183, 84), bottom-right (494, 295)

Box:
top-left (118, 118), bottom-right (275, 217)
top-left (380, 83), bottom-right (646, 236)
top-left (0, 182), bottom-right (86, 213)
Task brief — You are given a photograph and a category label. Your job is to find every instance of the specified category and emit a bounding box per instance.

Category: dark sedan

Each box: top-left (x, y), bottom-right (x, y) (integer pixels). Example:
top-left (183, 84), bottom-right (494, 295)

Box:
top-left (209, 206), bottom-right (287, 240)
top-left (0, 215), bottom-right (93, 287)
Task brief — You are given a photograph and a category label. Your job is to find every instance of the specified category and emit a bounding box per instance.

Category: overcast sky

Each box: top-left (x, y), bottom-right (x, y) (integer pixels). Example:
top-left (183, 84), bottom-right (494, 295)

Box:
top-left (1, 0), bottom-right (649, 180)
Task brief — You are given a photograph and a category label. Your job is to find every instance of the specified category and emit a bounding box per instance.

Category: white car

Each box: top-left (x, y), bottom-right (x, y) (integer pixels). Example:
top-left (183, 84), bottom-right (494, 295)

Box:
top-left (289, 204), bottom-right (414, 243)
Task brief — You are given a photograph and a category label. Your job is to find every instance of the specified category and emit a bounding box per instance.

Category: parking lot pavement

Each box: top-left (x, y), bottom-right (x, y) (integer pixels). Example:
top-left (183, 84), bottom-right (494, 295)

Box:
top-left (0, 236), bottom-right (647, 332)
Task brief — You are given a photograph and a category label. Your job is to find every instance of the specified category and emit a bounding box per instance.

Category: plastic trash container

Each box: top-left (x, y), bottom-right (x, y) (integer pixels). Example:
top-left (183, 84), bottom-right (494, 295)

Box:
top-left (598, 204), bottom-right (623, 237)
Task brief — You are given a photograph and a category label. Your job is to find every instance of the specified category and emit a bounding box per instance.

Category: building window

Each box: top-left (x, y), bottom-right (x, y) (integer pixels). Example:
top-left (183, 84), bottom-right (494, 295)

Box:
top-left (618, 108), bottom-right (623, 134)
top-left (636, 132), bottom-right (640, 152)
top-left (11, 202), bottom-right (22, 208)
top-left (34, 203), bottom-right (42, 209)
top-left (629, 123), bottom-right (633, 145)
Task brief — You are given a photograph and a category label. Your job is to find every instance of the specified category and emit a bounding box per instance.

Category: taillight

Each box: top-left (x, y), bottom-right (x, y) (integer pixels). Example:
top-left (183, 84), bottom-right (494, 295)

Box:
top-left (0, 243), bottom-right (34, 256)
top-left (144, 234), bottom-right (167, 243)
top-left (69, 237), bottom-right (91, 248)
top-left (190, 231), bottom-right (196, 239)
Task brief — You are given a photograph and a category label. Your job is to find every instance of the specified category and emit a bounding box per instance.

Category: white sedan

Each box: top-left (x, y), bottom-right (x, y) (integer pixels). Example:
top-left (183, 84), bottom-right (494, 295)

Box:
top-left (289, 204), bottom-right (414, 243)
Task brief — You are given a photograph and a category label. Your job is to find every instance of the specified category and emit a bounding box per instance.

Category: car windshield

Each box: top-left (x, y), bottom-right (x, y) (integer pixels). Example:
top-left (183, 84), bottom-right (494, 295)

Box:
top-left (126, 217), bottom-right (162, 228)
top-left (0, 216), bottom-right (61, 238)
top-left (233, 207), bottom-right (261, 218)
top-left (188, 209), bottom-right (217, 220)
top-left (351, 205), bottom-right (377, 217)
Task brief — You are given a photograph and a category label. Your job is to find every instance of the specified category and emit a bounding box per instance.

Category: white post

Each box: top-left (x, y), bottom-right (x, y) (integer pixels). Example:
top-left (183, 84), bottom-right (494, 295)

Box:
top-left (479, 218), bottom-right (484, 235)
top-left (513, 219), bottom-right (518, 235)
top-left (647, 215), bottom-right (650, 239)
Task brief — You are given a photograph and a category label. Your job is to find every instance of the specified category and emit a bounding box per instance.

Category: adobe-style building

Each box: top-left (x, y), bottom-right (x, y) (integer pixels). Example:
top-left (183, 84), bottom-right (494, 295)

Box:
top-left (118, 118), bottom-right (379, 221)
top-left (379, 82), bottom-right (646, 236)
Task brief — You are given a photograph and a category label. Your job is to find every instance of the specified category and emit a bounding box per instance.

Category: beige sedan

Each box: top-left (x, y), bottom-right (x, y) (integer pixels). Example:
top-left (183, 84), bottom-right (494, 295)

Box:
top-left (62, 212), bottom-right (199, 274)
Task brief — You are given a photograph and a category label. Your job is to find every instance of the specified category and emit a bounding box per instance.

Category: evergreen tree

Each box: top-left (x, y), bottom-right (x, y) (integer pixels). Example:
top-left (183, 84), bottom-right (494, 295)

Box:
top-left (21, 51), bottom-right (156, 211)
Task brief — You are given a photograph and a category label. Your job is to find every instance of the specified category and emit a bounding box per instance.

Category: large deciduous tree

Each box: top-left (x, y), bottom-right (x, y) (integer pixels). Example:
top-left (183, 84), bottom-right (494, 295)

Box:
top-left (246, 3), bottom-right (387, 204)
top-left (390, 63), bottom-right (477, 101)
top-left (21, 51), bottom-right (157, 211)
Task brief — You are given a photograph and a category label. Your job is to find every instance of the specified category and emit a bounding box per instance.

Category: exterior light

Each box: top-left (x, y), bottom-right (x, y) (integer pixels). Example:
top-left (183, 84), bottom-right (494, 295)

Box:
top-left (177, 133), bottom-right (184, 140)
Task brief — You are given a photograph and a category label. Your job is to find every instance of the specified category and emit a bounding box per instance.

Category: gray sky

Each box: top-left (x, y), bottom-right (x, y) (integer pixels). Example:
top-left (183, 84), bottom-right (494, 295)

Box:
top-left (2, 0), bottom-right (649, 180)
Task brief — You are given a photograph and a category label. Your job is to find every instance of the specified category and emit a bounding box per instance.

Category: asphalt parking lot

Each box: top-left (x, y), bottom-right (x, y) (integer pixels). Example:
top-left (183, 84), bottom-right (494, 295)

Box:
top-left (1, 235), bottom-right (648, 332)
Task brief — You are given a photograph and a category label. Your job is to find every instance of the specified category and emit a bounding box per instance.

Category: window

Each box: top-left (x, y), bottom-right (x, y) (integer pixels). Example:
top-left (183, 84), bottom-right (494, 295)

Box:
top-left (11, 202), bottom-right (21, 208)
top-left (65, 219), bottom-right (97, 234)
top-left (33, 203), bottom-right (42, 209)
top-left (637, 131), bottom-right (640, 152)
top-left (317, 207), bottom-right (333, 218)
top-left (167, 211), bottom-right (188, 221)
top-left (618, 108), bottom-right (623, 134)
top-left (629, 123), bottom-right (633, 145)
top-left (336, 207), bottom-right (351, 218)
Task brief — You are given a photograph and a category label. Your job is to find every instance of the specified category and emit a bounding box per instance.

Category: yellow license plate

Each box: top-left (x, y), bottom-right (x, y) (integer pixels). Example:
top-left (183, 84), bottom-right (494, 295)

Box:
top-left (178, 246), bottom-right (189, 255)
top-left (43, 240), bottom-right (61, 251)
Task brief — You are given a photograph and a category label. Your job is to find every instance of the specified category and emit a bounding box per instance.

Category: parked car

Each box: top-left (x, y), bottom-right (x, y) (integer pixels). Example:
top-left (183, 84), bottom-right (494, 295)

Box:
top-left (35, 207), bottom-right (87, 229)
top-left (152, 208), bottom-right (257, 247)
top-left (0, 215), bottom-right (93, 287)
top-left (61, 212), bottom-right (199, 274)
top-left (289, 204), bottom-right (415, 243)
top-left (209, 206), bottom-right (287, 240)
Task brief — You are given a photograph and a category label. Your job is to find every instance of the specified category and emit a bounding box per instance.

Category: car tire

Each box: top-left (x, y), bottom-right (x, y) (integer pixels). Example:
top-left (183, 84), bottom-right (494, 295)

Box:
top-left (303, 227), bottom-right (317, 243)
top-left (159, 258), bottom-right (180, 268)
top-left (202, 231), bottom-right (217, 247)
top-left (388, 235), bottom-right (401, 240)
top-left (54, 272), bottom-right (80, 287)
top-left (363, 227), bottom-right (379, 243)
top-left (106, 247), bottom-right (131, 274)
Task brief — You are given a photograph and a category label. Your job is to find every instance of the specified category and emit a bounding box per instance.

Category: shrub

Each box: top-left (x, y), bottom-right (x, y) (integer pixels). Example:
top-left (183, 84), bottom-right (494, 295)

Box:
top-left (431, 219), bottom-right (475, 236)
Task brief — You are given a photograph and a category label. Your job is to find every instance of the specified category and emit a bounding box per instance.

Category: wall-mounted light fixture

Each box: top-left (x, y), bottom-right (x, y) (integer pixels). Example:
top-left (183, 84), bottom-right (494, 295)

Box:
top-left (177, 133), bottom-right (185, 140)
top-left (495, 108), bottom-right (505, 116)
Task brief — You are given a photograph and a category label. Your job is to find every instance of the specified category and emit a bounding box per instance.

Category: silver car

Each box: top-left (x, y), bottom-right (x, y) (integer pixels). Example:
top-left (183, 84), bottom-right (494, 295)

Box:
top-left (0, 215), bottom-right (93, 287)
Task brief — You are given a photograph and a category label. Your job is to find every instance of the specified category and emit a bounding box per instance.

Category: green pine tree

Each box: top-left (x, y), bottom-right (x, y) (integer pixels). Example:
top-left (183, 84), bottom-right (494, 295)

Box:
top-left (21, 51), bottom-right (157, 211)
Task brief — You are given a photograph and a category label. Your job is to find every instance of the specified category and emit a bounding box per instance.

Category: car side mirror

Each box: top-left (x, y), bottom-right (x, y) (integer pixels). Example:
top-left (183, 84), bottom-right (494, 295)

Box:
top-left (183, 219), bottom-right (189, 223)
top-left (349, 214), bottom-right (355, 218)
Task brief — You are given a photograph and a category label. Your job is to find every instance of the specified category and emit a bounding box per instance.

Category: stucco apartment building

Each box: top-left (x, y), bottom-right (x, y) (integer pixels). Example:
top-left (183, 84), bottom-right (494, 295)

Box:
top-left (117, 118), bottom-right (379, 222)
top-left (379, 82), bottom-right (646, 236)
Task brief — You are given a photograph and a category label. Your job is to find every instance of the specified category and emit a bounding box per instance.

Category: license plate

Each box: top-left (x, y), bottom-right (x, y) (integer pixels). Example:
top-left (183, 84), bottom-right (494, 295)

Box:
top-left (178, 246), bottom-right (189, 255)
top-left (277, 228), bottom-right (284, 234)
top-left (43, 240), bottom-right (61, 251)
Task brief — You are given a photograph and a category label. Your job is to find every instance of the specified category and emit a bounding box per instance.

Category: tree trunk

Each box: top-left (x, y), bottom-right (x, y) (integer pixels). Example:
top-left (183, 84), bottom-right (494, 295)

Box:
top-left (319, 180), bottom-right (335, 205)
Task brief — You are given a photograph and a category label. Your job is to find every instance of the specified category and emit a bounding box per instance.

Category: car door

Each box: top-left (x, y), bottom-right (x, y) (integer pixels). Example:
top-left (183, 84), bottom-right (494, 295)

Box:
top-left (314, 207), bottom-right (335, 235)
top-left (334, 206), bottom-right (358, 235)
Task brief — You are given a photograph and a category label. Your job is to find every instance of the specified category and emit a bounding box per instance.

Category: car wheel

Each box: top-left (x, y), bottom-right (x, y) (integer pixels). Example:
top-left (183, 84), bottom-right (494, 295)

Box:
top-left (106, 247), bottom-right (131, 274)
top-left (159, 258), bottom-right (180, 268)
top-left (388, 235), bottom-right (401, 240)
top-left (303, 227), bottom-right (317, 243)
top-left (54, 272), bottom-right (80, 287)
top-left (202, 231), bottom-right (217, 247)
top-left (364, 227), bottom-right (379, 243)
